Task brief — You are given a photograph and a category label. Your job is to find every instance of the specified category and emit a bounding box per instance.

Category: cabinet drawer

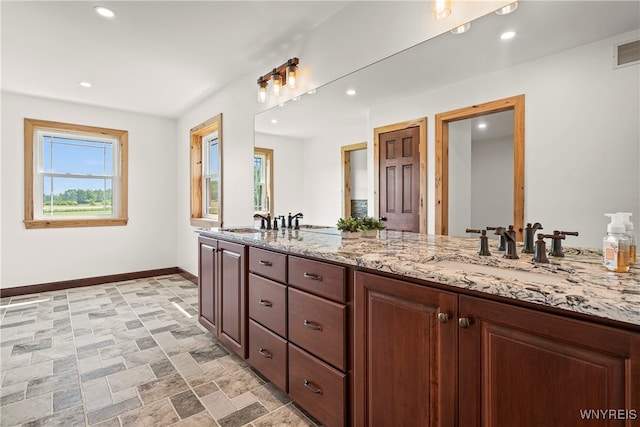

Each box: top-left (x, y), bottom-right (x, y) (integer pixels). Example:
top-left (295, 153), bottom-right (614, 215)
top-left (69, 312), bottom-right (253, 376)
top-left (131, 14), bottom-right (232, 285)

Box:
top-left (289, 344), bottom-right (346, 427)
top-left (288, 256), bottom-right (346, 302)
top-left (288, 287), bottom-right (346, 371)
top-left (248, 273), bottom-right (287, 337)
top-left (249, 247), bottom-right (287, 283)
top-left (248, 320), bottom-right (288, 393)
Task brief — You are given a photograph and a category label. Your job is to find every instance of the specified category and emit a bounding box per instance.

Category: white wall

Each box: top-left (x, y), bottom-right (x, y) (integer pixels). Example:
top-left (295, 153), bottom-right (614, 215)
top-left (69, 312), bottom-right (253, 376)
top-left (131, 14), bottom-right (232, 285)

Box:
top-left (448, 121), bottom-right (472, 237)
top-left (369, 30), bottom-right (640, 248)
top-left (1, 92), bottom-right (177, 288)
top-left (471, 136), bottom-right (513, 233)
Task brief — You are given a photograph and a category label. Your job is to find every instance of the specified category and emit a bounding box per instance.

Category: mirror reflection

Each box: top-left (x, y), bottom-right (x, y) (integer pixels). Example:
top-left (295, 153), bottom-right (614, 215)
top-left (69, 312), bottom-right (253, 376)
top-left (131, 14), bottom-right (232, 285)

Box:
top-left (254, 1), bottom-right (639, 248)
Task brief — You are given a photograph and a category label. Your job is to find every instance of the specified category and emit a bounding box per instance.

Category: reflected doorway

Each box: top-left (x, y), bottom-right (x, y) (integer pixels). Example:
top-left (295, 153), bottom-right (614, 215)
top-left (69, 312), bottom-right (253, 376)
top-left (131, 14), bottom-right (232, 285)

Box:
top-left (341, 142), bottom-right (367, 218)
top-left (435, 94), bottom-right (524, 240)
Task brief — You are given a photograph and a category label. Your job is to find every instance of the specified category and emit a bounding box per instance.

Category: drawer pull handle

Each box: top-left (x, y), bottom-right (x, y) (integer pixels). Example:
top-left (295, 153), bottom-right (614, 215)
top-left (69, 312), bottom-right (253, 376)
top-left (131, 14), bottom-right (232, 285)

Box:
top-left (259, 260), bottom-right (273, 267)
top-left (303, 272), bottom-right (323, 281)
top-left (303, 320), bottom-right (322, 331)
top-left (258, 348), bottom-right (272, 359)
top-left (259, 299), bottom-right (273, 307)
top-left (303, 379), bottom-right (323, 395)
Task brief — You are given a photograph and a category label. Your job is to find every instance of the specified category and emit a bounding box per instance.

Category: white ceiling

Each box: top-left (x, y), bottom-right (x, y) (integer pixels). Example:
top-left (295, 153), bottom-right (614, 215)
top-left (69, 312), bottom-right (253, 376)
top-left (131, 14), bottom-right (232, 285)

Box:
top-left (1, 1), bottom-right (349, 118)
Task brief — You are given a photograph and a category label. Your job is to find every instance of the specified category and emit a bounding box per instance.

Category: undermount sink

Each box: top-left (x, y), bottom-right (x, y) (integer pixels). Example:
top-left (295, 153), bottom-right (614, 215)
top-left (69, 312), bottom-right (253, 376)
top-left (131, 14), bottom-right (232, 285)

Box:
top-left (436, 260), bottom-right (565, 286)
top-left (222, 227), bottom-right (262, 233)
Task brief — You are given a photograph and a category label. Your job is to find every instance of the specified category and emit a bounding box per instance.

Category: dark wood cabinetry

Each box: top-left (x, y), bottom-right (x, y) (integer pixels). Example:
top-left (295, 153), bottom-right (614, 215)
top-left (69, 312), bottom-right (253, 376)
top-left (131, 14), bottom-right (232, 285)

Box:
top-left (197, 236), bottom-right (247, 359)
top-left (354, 271), bottom-right (458, 427)
top-left (458, 295), bottom-right (640, 427)
top-left (355, 271), bottom-right (640, 427)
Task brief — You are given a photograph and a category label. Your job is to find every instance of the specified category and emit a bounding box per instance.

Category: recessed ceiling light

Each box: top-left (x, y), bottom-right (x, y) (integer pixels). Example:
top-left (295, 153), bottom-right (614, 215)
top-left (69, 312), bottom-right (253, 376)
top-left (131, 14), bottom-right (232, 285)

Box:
top-left (271, 119), bottom-right (278, 124)
top-left (307, 89), bottom-right (317, 95)
top-left (500, 31), bottom-right (516, 40)
top-left (79, 81), bottom-right (92, 88)
top-left (450, 23), bottom-right (471, 35)
top-left (94, 6), bottom-right (115, 18)
top-left (478, 123), bottom-right (487, 129)
top-left (346, 89), bottom-right (357, 96)
top-left (495, 2), bottom-right (518, 16)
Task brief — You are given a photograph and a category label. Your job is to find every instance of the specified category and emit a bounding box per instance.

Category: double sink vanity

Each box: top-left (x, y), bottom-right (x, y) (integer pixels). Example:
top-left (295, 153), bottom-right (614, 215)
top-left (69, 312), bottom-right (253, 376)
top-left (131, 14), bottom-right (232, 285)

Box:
top-left (197, 226), bottom-right (639, 427)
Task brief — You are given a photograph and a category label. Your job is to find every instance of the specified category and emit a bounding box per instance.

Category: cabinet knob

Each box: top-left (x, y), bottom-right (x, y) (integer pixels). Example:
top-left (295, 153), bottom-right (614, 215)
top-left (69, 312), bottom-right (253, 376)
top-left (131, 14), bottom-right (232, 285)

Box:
top-left (303, 379), bottom-right (323, 395)
top-left (458, 317), bottom-right (471, 329)
top-left (437, 312), bottom-right (450, 323)
top-left (258, 348), bottom-right (272, 359)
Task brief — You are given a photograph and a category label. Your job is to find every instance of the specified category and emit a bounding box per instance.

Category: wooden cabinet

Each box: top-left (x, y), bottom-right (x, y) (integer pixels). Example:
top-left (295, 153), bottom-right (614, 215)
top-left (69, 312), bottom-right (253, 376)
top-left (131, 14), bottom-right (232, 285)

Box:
top-left (354, 271), bottom-right (458, 427)
top-left (458, 295), bottom-right (640, 427)
top-left (355, 270), bottom-right (640, 427)
top-left (197, 236), bottom-right (248, 359)
top-left (248, 320), bottom-right (288, 392)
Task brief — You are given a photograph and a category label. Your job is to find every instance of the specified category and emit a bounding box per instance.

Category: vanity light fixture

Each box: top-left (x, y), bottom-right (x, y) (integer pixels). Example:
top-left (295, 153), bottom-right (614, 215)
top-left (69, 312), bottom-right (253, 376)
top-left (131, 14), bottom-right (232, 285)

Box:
top-left (256, 58), bottom-right (299, 103)
top-left (94, 5), bottom-right (115, 18)
top-left (433, 0), bottom-right (452, 20)
top-left (495, 1), bottom-right (518, 16)
top-left (450, 22), bottom-right (471, 34)
top-left (500, 31), bottom-right (516, 40)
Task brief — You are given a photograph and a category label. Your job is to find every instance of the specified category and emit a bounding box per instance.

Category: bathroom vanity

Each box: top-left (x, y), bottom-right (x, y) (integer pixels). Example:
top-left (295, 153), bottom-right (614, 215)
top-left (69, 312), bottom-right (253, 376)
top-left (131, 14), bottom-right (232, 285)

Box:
top-left (197, 227), bottom-right (639, 427)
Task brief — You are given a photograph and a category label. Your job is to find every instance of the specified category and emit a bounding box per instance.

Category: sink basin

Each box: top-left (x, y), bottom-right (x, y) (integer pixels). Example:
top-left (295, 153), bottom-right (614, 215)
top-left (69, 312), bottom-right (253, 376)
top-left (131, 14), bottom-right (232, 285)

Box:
top-left (436, 261), bottom-right (565, 285)
top-left (222, 227), bottom-right (262, 233)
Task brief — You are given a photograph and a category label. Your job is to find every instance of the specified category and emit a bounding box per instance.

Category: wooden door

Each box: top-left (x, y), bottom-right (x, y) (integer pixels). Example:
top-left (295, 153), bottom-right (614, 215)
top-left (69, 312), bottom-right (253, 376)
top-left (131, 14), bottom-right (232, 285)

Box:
top-left (218, 240), bottom-right (248, 358)
top-left (198, 237), bottom-right (218, 334)
top-left (354, 271), bottom-right (458, 427)
top-left (379, 126), bottom-right (421, 232)
top-left (459, 295), bottom-right (640, 427)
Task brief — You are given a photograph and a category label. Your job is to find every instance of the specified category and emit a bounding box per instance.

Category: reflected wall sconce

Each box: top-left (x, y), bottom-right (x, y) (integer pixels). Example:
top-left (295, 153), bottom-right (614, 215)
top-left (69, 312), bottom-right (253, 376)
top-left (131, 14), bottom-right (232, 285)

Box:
top-left (433, 0), bottom-right (451, 20)
top-left (257, 57), bottom-right (299, 103)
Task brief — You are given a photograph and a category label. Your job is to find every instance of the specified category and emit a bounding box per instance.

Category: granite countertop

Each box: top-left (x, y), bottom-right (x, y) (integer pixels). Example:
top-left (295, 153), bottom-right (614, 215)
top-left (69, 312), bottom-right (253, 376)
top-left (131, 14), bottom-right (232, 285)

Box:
top-left (198, 227), bottom-right (640, 328)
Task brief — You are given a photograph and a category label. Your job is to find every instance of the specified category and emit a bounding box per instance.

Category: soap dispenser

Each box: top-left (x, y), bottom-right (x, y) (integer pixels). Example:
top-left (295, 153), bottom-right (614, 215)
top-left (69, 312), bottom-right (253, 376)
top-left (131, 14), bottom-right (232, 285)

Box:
top-left (603, 213), bottom-right (630, 273)
top-left (616, 212), bottom-right (636, 266)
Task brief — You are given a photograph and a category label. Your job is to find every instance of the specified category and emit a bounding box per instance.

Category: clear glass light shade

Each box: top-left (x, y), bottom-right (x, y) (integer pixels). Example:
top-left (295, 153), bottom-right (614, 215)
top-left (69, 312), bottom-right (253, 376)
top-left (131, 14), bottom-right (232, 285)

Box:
top-left (433, 0), bottom-right (451, 20)
top-left (258, 82), bottom-right (268, 103)
top-left (272, 74), bottom-right (283, 97)
top-left (286, 64), bottom-right (298, 89)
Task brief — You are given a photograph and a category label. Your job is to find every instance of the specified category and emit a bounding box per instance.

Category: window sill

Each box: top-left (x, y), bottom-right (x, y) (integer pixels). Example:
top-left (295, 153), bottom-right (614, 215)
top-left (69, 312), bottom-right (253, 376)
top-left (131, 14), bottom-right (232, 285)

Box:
top-left (24, 218), bottom-right (128, 229)
top-left (190, 218), bottom-right (219, 228)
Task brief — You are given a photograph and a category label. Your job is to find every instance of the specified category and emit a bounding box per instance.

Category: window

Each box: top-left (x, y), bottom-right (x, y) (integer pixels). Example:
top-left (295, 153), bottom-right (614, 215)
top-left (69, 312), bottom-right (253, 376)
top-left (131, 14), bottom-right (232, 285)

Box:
top-left (253, 148), bottom-right (273, 217)
top-left (190, 114), bottom-right (222, 227)
top-left (24, 118), bottom-right (128, 229)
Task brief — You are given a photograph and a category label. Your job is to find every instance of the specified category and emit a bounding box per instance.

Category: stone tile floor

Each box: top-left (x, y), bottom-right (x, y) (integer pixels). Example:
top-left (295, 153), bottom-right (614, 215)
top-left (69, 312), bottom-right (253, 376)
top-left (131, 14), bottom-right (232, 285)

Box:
top-left (0, 275), bottom-right (320, 426)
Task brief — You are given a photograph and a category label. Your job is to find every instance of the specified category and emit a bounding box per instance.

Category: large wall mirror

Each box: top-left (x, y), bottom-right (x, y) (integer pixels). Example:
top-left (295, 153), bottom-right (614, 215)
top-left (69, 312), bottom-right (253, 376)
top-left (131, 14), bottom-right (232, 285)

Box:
top-left (254, 1), bottom-right (639, 248)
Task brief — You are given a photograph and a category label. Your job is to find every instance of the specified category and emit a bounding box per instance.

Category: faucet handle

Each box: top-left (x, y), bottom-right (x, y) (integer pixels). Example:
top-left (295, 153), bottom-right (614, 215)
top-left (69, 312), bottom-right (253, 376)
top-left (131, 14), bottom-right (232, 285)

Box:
top-left (466, 229), bottom-right (491, 256)
top-left (549, 230), bottom-right (578, 257)
top-left (533, 233), bottom-right (552, 263)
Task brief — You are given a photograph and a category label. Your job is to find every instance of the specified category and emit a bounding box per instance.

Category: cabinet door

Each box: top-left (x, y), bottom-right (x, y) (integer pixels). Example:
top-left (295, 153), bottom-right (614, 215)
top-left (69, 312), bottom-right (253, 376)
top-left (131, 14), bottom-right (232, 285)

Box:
top-left (354, 271), bottom-right (458, 427)
top-left (459, 295), bottom-right (640, 427)
top-left (218, 240), bottom-right (248, 359)
top-left (198, 238), bottom-right (218, 334)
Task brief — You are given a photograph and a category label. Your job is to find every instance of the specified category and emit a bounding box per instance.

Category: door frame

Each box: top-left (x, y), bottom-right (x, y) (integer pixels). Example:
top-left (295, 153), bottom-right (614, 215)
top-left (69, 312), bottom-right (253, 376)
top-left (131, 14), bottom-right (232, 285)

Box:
top-left (374, 118), bottom-right (427, 234)
top-left (341, 142), bottom-right (368, 218)
top-left (435, 94), bottom-right (525, 240)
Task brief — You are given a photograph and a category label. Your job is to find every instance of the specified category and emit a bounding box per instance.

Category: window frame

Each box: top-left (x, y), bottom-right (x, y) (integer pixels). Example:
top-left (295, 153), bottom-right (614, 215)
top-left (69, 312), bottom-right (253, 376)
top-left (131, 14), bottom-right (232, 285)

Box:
top-left (253, 147), bottom-right (273, 218)
top-left (190, 114), bottom-right (223, 227)
top-left (24, 118), bottom-right (128, 229)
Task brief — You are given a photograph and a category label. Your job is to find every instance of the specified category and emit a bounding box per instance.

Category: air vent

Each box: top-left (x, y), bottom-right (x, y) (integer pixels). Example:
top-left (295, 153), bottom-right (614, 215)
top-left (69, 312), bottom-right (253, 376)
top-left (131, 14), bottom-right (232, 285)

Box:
top-left (613, 39), bottom-right (640, 69)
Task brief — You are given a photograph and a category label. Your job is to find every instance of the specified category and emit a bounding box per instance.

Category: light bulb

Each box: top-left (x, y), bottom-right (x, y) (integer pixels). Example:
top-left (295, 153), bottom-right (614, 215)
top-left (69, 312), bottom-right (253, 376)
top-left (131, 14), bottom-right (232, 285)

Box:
top-left (272, 74), bottom-right (283, 97)
top-left (433, 0), bottom-right (451, 20)
top-left (286, 64), bottom-right (298, 89)
top-left (258, 81), bottom-right (268, 103)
